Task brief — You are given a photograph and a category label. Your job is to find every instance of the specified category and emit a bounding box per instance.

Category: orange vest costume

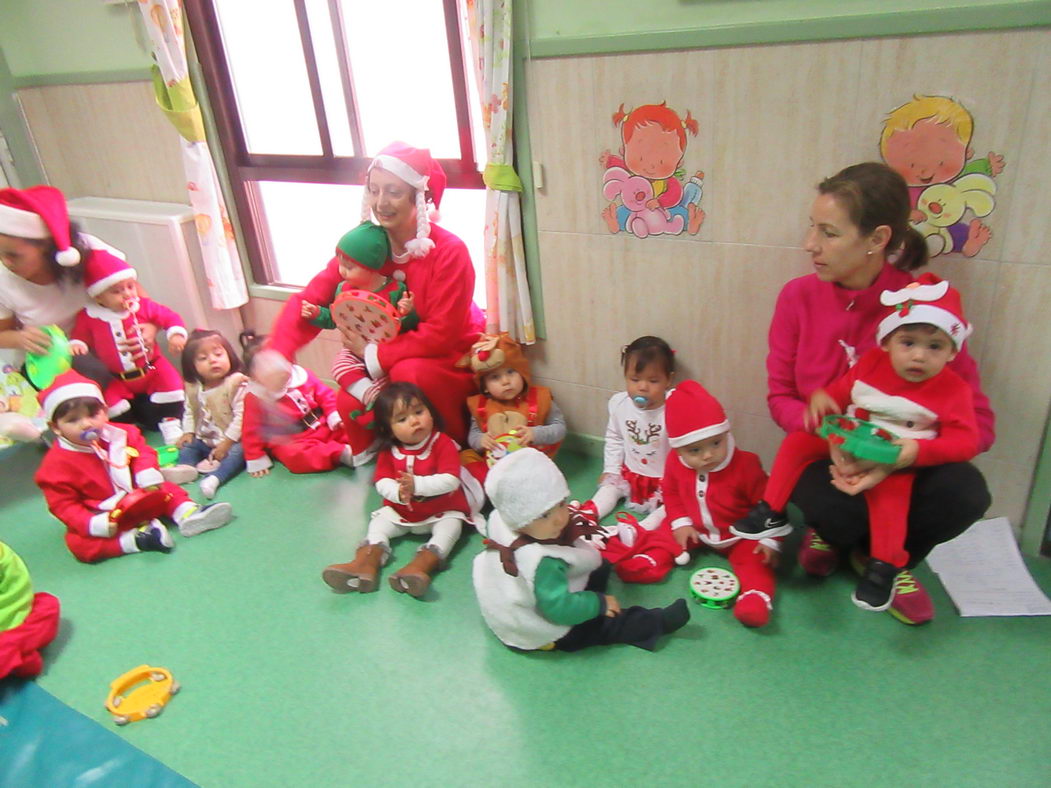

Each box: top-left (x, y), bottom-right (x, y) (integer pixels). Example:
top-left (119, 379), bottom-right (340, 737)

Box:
top-left (463, 386), bottom-right (561, 464)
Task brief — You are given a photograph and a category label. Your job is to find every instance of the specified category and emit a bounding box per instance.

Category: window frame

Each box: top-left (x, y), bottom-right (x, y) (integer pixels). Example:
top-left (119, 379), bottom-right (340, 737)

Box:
top-left (184, 0), bottom-right (484, 288)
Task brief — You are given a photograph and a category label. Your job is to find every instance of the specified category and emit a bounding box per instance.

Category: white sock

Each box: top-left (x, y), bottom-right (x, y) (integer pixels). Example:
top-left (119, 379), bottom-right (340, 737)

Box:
top-left (340, 446), bottom-right (355, 467)
top-left (173, 501), bottom-right (197, 523)
top-left (200, 475), bottom-right (220, 499)
top-left (591, 484), bottom-right (622, 519)
top-left (120, 529), bottom-right (139, 553)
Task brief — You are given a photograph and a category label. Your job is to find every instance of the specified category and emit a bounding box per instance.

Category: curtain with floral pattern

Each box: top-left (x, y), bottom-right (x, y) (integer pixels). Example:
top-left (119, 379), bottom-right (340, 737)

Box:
top-left (137, 0), bottom-right (248, 310)
top-left (464, 0), bottom-right (535, 343)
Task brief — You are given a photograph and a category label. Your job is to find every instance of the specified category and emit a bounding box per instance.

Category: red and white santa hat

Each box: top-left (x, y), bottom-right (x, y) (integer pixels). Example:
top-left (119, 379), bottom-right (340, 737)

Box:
top-left (361, 142), bottom-right (447, 260)
top-left (665, 380), bottom-right (730, 448)
top-left (0, 185), bottom-right (81, 266)
top-left (84, 249), bottom-right (136, 298)
top-left (40, 370), bottom-right (104, 422)
top-left (876, 273), bottom-right (972, 349)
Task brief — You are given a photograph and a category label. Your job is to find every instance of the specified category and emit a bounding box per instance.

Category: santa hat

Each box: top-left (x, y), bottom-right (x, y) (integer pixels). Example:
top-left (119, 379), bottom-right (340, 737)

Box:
top-left (462, 333), bottom-right (532, 390)
top-left (334, 221), bottom-right (390, 273)
top-left (83, 249), bottom-right (136, 298)
top-left (485, 448), bottom-right (569, 531)
top-left (876, 273), bottom-right (972, 349)
top-left (360, 142), bottom-right (447, 259)
top-left (665, 380), bottom-right (730, 448)
top-left (0, 185), bottom-right (81, 266)
top-left (40, 370), bottom-right (104, 422)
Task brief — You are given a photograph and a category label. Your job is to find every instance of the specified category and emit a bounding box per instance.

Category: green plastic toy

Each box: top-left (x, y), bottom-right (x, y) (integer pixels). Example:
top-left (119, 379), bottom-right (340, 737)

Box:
top-left (818, 414), bottom-right (901, 465)
top-left (156, 445), bottom-right (179, 467)
top-left (688, 567), bottom-right (740, 609)
top-left (24, 325), bottom-right (73, 389)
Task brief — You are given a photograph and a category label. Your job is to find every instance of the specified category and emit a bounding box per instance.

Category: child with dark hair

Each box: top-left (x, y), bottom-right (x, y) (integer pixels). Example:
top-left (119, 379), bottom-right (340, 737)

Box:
top-left (581, 336), bottom-right (675, 529)
top-left (34, 371), bottom-right (232, 562)
top-left (162, 329), bottom-right (248, 499)
top-left (239, 331), bottom-right (355, 477)
top-left (322, 382), bottom-right (480, 598)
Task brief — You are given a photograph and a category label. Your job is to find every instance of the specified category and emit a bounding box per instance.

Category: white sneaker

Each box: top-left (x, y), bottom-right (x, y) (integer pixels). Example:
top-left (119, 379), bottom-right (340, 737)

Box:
top-left (161, 464), bottom-right (198, 485)
top-left (178, 502), bottom-right (233, 537)
top-left (199, 475), bottom-right (220, 500)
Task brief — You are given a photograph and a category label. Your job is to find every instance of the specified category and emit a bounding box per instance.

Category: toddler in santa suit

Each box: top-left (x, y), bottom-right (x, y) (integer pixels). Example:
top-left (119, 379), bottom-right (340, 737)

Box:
top-left (472, 448), bottom-right (690, 652)
top-left (34, 371), bottom-right (233, 563)
top-left (732, 274), bottom-right (980, 613)
top-left (241, 336), bottom-right (356, 476)
top-left (607, 380), bottom-right (777, 628)
top-left (69, 249), bottom-right (187, 438)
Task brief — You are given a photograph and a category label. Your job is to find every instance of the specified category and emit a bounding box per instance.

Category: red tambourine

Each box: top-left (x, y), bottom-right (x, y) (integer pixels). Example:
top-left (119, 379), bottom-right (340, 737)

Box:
top-left (109, 488), bottom-right (174, 530)
top-left (330, 288), bottom-right (400, 343)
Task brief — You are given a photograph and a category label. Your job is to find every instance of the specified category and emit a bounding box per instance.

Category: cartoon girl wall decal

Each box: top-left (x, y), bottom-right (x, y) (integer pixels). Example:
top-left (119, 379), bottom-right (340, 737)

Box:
top-left (600, 102), bottom-right (706, 239)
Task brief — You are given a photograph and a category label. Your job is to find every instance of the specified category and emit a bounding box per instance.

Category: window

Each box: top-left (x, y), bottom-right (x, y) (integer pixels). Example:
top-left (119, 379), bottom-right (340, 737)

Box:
top-left (184, 0), bottom-right (487, 304)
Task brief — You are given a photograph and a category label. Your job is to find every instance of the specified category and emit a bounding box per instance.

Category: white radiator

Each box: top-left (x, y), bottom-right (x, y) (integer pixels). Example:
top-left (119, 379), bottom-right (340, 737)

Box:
top-left (66, 197), bottom-right (244, 350)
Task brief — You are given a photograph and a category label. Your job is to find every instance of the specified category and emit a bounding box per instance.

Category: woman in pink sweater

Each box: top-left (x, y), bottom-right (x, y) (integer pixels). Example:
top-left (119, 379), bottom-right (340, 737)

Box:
top-left (768, 162), bottom-right (993, 625)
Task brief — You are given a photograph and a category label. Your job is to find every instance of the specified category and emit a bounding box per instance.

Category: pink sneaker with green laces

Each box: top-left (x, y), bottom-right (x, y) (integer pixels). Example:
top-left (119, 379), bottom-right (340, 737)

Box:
top-left (798, 528), bottom-right (839, 577)
top-left (888, 570), bottom-right (934, 625)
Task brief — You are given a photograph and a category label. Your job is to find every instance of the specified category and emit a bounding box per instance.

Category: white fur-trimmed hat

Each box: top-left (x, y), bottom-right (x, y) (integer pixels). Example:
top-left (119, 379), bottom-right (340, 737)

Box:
top-left (665, 380), bottom-right (729, 448)
top-left (485, 448), bottom-right (569, 531)
top-left (876, 273), bottom-right (972, 350)
top-left (40, 370), bottom-right (104, 421)
top-left (0, 185), bottom-right (81, 266)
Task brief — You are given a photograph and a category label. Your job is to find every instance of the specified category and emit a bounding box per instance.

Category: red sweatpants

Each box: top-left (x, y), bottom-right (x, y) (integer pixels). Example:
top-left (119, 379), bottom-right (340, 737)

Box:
top-left (764, 431), bottom-right (912, 568)
top-left (0, 592), bottom-right (60, 679)
top-left (270, 423), bottom-right (349, 473)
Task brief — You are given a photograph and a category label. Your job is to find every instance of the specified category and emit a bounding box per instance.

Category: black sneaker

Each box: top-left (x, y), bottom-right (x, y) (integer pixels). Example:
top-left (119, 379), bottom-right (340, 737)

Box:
top-left (852, 558), bottom-right (900, 612)
top-left (729, 501), bottom-right (792, 539)
top-left (135, 522), bottom-right (174, 554)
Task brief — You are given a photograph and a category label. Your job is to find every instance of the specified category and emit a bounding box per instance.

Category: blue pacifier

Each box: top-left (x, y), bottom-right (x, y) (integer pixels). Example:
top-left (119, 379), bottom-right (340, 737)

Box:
top-left (80, 428), bottom-right (102, 443)
top-left (632, 395), bottom-right (648, 408)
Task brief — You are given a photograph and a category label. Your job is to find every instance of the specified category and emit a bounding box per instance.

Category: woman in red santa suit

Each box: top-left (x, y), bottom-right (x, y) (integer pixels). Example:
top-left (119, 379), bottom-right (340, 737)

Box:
top-left (263, 143), bottom-right (484, 464)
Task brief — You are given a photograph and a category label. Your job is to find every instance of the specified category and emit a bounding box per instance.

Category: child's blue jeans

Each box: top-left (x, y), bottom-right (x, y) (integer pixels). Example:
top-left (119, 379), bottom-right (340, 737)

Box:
top-left (177, 439), bottom-right (246, 485)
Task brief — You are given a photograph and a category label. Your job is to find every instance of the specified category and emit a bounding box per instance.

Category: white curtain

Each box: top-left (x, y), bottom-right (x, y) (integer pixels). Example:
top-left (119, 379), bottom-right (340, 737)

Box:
top-left (138, 0), bottom-right (248, 310)
top-left (464, 0), bottom-right (535, 343)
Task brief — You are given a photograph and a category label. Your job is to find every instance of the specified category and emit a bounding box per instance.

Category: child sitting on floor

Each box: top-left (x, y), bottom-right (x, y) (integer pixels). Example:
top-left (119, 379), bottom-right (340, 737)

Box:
top-left (241, 333), bottom-right (355, 477)
top-left (0, 541), bottom-right (59, 680)
top-left (472, 448), bottom-right (690, 652)
top-left (731, 274), bottom-right (980, 612)
top-left (582, 335), bottom-right (675, 528)
top-left (460, 333), bottom-right (565, 487)
top-left (322, 382), bottom-right (480, 598)
top-left (162, 329), bottom-right (248, 499)
top-left (69, 250), bottom-right (187, 440)
top-left (34, 371), bottom-right (232, 563)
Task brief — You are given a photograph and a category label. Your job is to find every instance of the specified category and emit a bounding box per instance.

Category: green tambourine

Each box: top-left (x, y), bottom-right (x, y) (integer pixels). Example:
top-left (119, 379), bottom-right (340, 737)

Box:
top-left (688, 567), bottom-right (740, 609)
top-left (818, 414), bottom-right (901, 465)
top-left (24, 325), bottom-right (73, 389)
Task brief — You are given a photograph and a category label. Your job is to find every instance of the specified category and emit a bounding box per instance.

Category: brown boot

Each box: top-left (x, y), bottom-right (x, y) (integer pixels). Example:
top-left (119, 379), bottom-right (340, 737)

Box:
top-left (388, 546), bottom-right (442, 598)
top-left (322, 543), bottom-right (387, 593)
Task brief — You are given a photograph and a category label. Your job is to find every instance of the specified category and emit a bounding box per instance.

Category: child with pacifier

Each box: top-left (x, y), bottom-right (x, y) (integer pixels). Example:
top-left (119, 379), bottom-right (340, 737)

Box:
top-left (240, 333), bottom-right (354, 477)
top-left (69, 250), bottom-right (187, 439)
top-left (161, 329), bottom-right (248, 499)
top-left (301, 222), bottom-right (416, 463)
top-left (731, 274), bottom-right (980, 613)
top-left (472, 448), bottom-right (690, 652)
top-left (34, 371), bottom-right (233, 562)
top-left (459, 333), bottom-right (565, 487)
top-left (581, 336), bottom-right (674, 529)
top-left (322, 382), bottom-right (481, 598)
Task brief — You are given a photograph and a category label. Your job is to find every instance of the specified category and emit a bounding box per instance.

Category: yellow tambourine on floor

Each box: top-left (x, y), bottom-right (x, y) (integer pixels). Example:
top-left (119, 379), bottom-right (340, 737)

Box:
top-left (105, 664), bottom-right (180, 725)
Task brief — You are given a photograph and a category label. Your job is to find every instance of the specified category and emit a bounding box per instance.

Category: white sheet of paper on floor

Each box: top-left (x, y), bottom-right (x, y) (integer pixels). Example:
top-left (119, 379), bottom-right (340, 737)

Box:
top-left (926, 517), bottom-right (1051, 617)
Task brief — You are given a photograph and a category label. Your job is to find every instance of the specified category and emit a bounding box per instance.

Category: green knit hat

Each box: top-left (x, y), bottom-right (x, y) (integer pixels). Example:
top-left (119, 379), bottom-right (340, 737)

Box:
top-left (335, 221), bottom-right (390, 272)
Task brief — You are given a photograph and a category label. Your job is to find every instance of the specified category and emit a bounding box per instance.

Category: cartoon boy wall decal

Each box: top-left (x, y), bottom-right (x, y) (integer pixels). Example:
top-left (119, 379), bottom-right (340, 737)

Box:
top-left (600, 102), bottom-right (705, 239)
top-left (880, 95), bottom-right (1006, 258)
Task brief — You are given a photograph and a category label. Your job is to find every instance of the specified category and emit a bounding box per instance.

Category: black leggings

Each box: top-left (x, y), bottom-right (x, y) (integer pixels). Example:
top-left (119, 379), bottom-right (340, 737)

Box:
top-left (554, 562), bottom-right (665, 652)
top-left (789, 460), bottom-right (992, 567)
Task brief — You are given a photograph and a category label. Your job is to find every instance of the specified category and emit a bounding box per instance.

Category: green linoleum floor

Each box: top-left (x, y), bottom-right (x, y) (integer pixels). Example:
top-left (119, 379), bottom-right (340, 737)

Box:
top-left (2, 441), bottom-right (1050, 787)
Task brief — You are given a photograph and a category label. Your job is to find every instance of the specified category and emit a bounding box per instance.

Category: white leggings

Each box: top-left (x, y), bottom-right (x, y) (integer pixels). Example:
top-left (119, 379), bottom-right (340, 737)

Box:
top-left (365, 513), bottom-right (463, 559)
top-left (592, 484), bottom-right (665, 531)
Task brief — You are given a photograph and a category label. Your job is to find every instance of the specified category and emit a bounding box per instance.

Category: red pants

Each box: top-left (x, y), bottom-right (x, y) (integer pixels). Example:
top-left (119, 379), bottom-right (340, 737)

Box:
top-left (336, 355), bottom-right (475, 448)
top-left (0, 592), bottom-right (60, 679)
top-left (103, 355), bottom-right (184, 412)
top-left (65, 481), bottom-right (191, 563)
top-left (718, 539), bottom-right (776, 601)
top-left (270, 423), bottom-right (349, 473)
top-left (765, 431), bottom-right (912, 568)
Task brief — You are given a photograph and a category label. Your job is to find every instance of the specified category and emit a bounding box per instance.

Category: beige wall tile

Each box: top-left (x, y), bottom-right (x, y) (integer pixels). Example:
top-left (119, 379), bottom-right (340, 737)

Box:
top-left (926, 256), bottom-right (1000, 368)
top-left (973, 456), bottom-right (1036, 535)
top-left (533, 375), bottom-right (615, 439)
top-left (18, 82), bottom-right (186, 202)
top-left (849, 31), bottom-right (1044, 262)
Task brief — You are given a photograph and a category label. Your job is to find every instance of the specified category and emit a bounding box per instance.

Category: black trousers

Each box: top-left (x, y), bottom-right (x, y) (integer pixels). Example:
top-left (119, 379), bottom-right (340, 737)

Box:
top-left (554, 562), bottom-right (664, 652)
top-left (790, 460), bottom-right (992, 567)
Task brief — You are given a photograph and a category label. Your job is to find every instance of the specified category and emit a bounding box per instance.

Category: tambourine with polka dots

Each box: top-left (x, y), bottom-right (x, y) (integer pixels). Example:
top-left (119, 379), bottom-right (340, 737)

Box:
top-left (688, 566), bottom-right (740, 609)
top-left (331, 288), bottom-right (401, 343)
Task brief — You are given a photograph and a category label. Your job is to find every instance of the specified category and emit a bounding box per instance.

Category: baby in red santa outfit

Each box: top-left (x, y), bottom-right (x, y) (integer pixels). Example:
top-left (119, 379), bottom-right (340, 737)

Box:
top-left (731, 274), bottom-right (980, 615)
top-left (69, 250), bottom-right (187, 440)
top-left (34, 371), bottom-right (233, 563)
